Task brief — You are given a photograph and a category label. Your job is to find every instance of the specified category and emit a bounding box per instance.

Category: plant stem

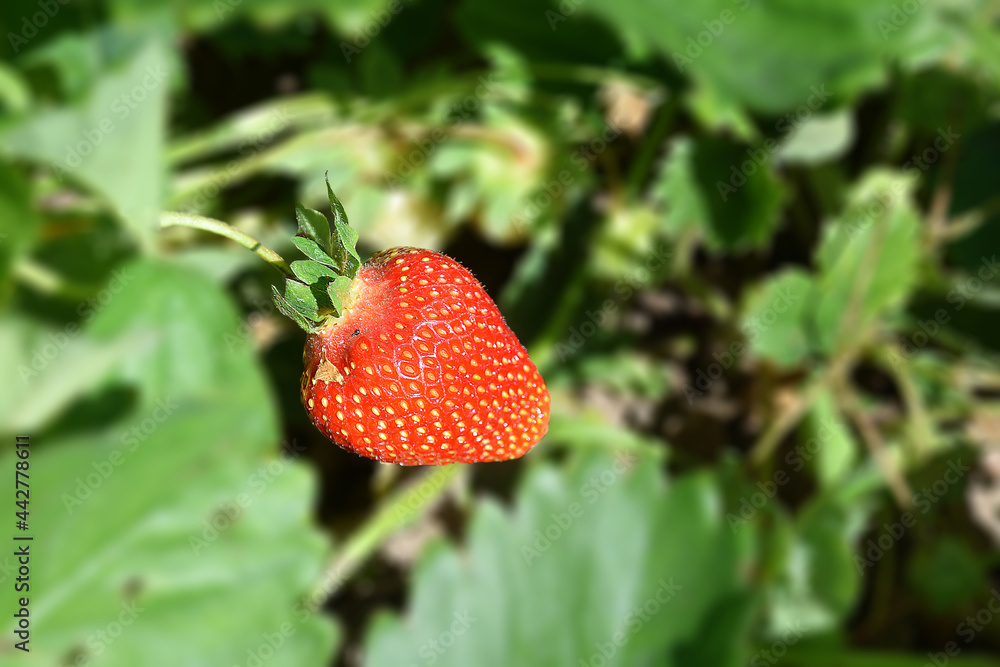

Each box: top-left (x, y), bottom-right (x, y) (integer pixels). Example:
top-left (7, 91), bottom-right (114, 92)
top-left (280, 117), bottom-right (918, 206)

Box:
top-left (749, 355), bottom-right (852, 466)
top-left (876, 344), bottom-right (935, 461)
top-left (624, 97), bottom-right (674, 199)
top-left (13, 259), bottom-right (99, 300)
top-left (305, 463), bottom-right (467, 610)
top-left (837, 383), bottom-right (914, 508)
top-left (159, 211), bottom-right (294, 278)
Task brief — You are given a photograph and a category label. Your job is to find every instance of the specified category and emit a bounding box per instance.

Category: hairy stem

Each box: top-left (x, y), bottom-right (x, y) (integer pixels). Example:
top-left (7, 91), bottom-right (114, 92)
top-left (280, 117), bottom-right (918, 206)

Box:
top-left (159, 211), bottom-right (294, 278)
top-left (305, 463), bottom-right (467, 610)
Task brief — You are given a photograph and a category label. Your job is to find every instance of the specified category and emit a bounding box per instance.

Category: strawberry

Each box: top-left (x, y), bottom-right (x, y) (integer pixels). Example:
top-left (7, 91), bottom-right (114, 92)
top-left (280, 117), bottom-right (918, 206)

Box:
top-left (271, 179), bottom-right (549, 465)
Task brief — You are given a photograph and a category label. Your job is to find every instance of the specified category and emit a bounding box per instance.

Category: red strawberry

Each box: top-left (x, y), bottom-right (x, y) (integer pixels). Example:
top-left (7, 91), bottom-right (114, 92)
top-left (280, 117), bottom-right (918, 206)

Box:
top-left (162, 178), bottom-right (549, 464)
top-left (298, 247), bottom-right (549, 465)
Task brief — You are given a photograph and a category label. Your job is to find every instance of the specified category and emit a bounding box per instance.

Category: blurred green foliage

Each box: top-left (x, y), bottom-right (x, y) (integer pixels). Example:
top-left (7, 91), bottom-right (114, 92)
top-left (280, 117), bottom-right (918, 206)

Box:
top-left (1, 0), bottom-right (1000, 666)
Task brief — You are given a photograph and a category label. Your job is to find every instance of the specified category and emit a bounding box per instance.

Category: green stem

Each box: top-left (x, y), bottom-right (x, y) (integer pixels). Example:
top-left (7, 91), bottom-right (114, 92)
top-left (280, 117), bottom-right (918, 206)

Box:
top-left (624, 97), bottom-right (675, 199)
top-left (13, 259), bottom-right (100, 300)
top-left (305, 463), bottom-right (467, 609)
top-left (875, 344), bottom-right (935, 461)
top-left (749, 355), bottom-right (852, 466)
top-left (159, 212), bottom-right (293, 278)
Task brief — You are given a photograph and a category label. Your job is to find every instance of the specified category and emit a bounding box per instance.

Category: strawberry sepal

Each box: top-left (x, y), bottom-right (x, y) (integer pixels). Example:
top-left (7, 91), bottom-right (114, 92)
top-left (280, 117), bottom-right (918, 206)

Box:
top-left (272, 175), bottom-right (363, 332)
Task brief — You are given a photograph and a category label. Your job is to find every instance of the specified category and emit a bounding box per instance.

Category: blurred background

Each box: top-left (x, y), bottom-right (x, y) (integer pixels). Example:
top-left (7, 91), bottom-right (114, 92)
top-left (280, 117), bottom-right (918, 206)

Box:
top-left (3, 0), bottom-right (1000, 665)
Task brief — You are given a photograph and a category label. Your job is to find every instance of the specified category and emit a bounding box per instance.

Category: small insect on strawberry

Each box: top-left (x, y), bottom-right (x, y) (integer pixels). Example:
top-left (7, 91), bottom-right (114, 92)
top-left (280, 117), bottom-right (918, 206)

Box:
top-left (271, 178), bottom-right (550, 465)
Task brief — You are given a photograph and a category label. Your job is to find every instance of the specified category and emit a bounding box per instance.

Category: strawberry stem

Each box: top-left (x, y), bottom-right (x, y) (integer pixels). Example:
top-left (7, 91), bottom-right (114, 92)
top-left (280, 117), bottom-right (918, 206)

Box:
top-left (304, 463), bottom-right (467, 609)
top-left (160, 211), bottom-right (294, 278)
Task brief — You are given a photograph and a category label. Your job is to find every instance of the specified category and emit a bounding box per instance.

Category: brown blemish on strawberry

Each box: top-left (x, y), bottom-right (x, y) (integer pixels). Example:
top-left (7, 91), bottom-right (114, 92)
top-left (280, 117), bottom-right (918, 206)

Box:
top-left (316, 356), bottom-right (345, 384)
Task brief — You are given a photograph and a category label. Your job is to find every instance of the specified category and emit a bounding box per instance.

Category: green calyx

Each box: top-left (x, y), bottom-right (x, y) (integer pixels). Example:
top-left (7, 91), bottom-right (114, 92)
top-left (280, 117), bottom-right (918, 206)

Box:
top-left (271, 174), bottom-right (363, 333)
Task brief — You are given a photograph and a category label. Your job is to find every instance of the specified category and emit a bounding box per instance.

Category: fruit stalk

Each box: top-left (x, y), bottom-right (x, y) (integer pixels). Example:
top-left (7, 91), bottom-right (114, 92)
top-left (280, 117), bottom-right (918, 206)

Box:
top-left (306, 463), bottom-right (466, 608)
top-left (160, 211), bottom-right (294, 278)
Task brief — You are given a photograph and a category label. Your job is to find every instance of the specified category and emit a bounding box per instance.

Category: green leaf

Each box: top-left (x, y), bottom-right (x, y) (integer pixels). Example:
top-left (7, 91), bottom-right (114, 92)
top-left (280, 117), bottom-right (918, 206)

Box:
top-left (86, 260), bottom-right (279, 405)
top-left (0, 162), bottom-right (40, 280)
top-left (283, 279), bottom-right (321, 322)
top-left (0, 62), bottom-right (31, 114)
top-left (897, 68), bottom-right (989, 137)
top-left (0, 38), bottom-right (169, 251)
top-left (766, 495), bottom-right (869, 635)
top-left (684, 84), bottom-right (758, 142)
top-left (428, 108), bottom-right (556, 244)
top-left (19, 31), bottom-right (104, 101)
top-left (584, 0), bottom-right (924, 113)
top-left (800, 391), bottom-right (858, 490)
top-left (295, 204), bottom-right (332, 256)
top-left (291, 236), bottom-right (339, 269)
top-left (455, 0), bottom-right (623, 66)
top-left (326, 175), bottom-right (362, 278)
top-left (741, 268), bottom-right (815, 368)
top-left (775, 110), bottom-right (855, 165)
top-left (674, 592), bottom-right (756, 667)
top-left (291, 259), bottom-right (338, 285)
top-left (545, 408), bottom-right (666, 460)
top-left (0, 418), bottom-right (338, 667)
top-left (0, 316), bottom-right (141, 432)
top-left (327, 275), bottom-right (353, 315)
top-left (272, 285), bottom-right (319, 332)
top-left (364, 452), bottom-right (753, 666)
top-left (656, 136), bottom-right (785, 251)
top-left (909, 537), bottom-right (986, 611)
top-left (811, 171), bottom-right (921, 354)
top-left (0, 258), bottom-right (338, 666)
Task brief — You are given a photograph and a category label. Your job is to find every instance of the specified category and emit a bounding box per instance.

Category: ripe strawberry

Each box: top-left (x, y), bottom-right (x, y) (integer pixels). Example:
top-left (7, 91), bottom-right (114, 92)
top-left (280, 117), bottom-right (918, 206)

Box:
top-left (299, 247), bottom-right (549, 465)
top-left (271, 180), bottom-right (549, 465)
